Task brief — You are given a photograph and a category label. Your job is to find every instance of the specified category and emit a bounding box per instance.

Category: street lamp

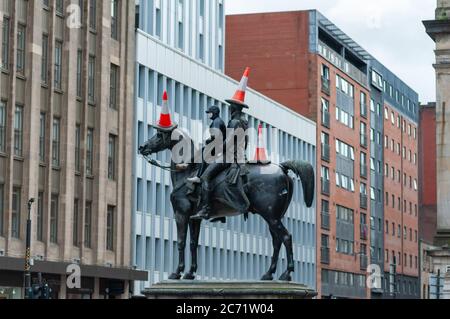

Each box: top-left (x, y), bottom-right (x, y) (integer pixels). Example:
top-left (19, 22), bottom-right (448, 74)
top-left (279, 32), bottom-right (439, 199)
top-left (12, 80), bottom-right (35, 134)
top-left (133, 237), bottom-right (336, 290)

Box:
top-left (24, 198), bottom-right (35, 299)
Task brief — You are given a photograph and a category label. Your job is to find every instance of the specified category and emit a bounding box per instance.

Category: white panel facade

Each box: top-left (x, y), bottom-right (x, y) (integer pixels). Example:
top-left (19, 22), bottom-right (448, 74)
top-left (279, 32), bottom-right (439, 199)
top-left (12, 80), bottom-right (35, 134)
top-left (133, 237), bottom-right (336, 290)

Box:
top-left (132, 1), bottom-right (317, 295)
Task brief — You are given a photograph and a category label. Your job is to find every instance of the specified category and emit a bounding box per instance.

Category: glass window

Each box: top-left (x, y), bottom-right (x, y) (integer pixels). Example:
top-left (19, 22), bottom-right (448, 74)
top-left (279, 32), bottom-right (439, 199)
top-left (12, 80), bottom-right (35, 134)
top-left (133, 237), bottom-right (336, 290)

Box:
top-left (39, 113), bottom-right (46, 162)
top-left (108, 134), bottom-right (116, 180)
top-left (52, 118), bottom-right (60, 166)
top-left (0, 101), bottom-right (6, 153)
top-left (12, 187), bottom-right (21, 238)
top-left (1, 18), bottom-right (10, 70)
top-left (88, 56), bottom-right (96, 103)
top-left (41, 35), bottom-right (49, 83)
top-left (14, 105), bottom-right (23, 156)
top-left (16, 25), bottom-right (26, 74)
top-left (54, 41), bottom-right (63, 90)
top-left (84, 202), bottom-right (92, 248)
top-left (50, 194), bottom-right (59, 243)
top-left (73, 199), bottom-right (79, 246)
top-left (86, 128), bottom-right (94, 175)
top-left (89, 0), bottom-right (97, 30)
top-left (76, 50), bottom-right (82, 97)
top-left (110, 64), bottom-right (118, 109)
top-left (106, 206), bottom-right (115, 251)
top-left (111, 0), bottom-right (119, 40)
top-left (75, 125), bottom-right (81, 173)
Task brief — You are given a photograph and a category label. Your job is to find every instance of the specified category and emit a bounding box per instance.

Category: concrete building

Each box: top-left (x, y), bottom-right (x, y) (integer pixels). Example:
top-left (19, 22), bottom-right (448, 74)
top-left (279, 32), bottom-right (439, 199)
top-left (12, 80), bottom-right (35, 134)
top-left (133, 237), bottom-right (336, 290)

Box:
top-left (132, 0), bottom-right (317, 295)
top-left (0, 0), bottom-right (145, 299)
top-left (226, 10), bottom-right (420, 298)
top-left (421, 0), bottom-right (450, 300)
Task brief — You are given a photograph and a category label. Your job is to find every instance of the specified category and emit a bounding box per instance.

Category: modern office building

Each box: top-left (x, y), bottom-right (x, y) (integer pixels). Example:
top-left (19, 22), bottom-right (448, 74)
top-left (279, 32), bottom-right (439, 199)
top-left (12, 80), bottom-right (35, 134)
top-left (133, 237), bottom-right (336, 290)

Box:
top-left (226, 10), bottom-right (420, 299)
top-left (132, 0), bottom-right (317, 294)
top-left (0, 0), bottom-right (145, 299)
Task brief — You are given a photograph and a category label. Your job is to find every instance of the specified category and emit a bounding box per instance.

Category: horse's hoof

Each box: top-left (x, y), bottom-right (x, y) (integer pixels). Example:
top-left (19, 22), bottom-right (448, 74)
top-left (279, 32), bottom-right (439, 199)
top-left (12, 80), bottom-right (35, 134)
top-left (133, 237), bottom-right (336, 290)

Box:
top-left (261, 273), bottom-right (274, 281)
top-left (182, 273), bottom-right (196, 280)
top-left (169, 273), bottom-right (181, 280)
top-left (279, 273), bottom-right (292, 282)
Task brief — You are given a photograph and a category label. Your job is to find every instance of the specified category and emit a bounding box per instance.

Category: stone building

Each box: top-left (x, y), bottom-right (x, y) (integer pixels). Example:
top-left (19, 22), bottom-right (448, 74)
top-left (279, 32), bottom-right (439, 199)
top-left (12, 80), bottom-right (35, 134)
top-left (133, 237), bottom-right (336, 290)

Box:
top-left (422, 0), bottom-right (450, 299)
top-left (0, 0), bottom-right (145, 299)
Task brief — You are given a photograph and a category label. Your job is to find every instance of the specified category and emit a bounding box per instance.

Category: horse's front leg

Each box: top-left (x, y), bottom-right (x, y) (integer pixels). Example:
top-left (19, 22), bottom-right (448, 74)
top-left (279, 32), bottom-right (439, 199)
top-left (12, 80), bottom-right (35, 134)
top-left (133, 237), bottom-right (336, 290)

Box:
top-left (183, 219), bottom-right (202, 280)
top-left (169, 213), bottom-right (189, 280)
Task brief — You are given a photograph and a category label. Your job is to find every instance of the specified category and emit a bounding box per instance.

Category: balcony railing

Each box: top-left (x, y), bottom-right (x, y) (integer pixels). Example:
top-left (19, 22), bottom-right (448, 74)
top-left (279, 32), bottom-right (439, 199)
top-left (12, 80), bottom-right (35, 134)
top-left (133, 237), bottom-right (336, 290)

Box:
top-left (321, 247), bottom-right (330, 265)
top-left (360, 164), bottom-right (367, 179)
top-left (360, 254), bottom-right (368, 271)
top-left (321, 212), bottom-right (330, 230)
top-left (360, 103), bottom-right (367, 119)
top-left (360, 194), bottom-right (368, 210)
top-left (318, 41), bottom-right (369, 88)
top-left (321, 178), bottom-right (330, 196)
top-left (360, 134), bottom-right (368, 148)
top-left (321, 144), bottom-right (330, 162)
top-left (360, 223), bottom-right (368, 240)
top-left (322, 111), bottom-right (330, 128)
top-left (321, 77), bottom-right (331, 96)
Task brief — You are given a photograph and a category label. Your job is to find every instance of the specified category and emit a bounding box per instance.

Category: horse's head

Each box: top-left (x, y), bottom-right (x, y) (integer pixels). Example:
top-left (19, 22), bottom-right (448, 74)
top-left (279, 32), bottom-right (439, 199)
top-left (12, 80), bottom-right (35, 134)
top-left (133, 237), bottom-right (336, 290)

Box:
top-left (138, 129), bottom-right (174, 157)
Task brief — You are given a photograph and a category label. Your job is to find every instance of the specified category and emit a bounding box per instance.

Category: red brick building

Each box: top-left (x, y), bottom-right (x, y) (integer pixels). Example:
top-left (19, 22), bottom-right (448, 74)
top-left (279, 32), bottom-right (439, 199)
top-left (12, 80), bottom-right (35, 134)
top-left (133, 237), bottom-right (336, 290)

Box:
top-left (226, 10), bottom-right (420, 298)
top-left (419, 103), bottom-right (437, 244)
top-left (226, 10), bottom-right (371, 299)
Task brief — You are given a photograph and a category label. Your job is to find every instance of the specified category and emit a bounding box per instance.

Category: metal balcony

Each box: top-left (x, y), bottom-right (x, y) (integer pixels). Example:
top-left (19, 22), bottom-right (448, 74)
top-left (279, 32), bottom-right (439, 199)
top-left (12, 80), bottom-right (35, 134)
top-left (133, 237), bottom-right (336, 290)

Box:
top-left (321, 77), bottom-right (331, 96)
top-left (360, 164), bottom-right (367, 179)
top-left (360, 194), bottom-right (368, 210)
top-left (321, 212), bottom-right (330, 230)
top-left (360, 134), bottom-right (368, 148)
top-left (322, 111), bottom-right (330, 128)
top-left (321, 178), bottom-right (330, 196)
top-left (360, 103), bottom-right (367, 119)
top-left (321, 144), bottom-right (330, 162)
top-left (321, 247), bottom-right (330, 265)
top-left (360, 223), bottom-right (368, 241)
top-left (360, 255), bottom-right (368, 271)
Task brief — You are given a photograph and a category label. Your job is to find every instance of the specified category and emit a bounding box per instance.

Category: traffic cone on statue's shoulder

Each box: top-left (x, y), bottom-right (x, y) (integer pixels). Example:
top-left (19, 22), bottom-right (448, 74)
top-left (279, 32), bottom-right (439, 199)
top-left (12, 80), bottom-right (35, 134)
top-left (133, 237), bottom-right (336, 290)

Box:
top-left (226, 67), bottom-right (250, 109)
top-left (254, 124), bottom-right (270, 164)
top-left (152, 90), bottom-right (178, 132)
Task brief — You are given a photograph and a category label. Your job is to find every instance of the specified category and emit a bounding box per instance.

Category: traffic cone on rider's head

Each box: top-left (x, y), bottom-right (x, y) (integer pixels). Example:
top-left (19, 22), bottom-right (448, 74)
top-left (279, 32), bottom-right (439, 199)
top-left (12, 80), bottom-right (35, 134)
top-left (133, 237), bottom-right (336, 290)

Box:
top-left (226, 67), bottom-right (250, 109)
top-left (254, 124), bottom-right (269, 163)
top-left (153, 90), bottom-right (177, 132)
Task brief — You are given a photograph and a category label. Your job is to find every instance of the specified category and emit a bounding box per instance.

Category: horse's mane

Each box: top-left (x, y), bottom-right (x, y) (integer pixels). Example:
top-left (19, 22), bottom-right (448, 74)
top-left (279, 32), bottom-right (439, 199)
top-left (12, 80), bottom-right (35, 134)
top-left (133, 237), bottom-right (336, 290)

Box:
top-left (173, 128), bottom-right (201, 171)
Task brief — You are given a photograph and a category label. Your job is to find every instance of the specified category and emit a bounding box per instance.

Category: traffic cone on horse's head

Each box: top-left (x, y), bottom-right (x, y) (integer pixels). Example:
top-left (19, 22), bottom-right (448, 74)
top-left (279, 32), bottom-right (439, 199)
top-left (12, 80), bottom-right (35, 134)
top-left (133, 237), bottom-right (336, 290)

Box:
top-left (254, 124), bottom-right (269, 163)
top-left (153, 90), bottom-right (177, 132)
top-left (226, 67), bottom-right (250, 109)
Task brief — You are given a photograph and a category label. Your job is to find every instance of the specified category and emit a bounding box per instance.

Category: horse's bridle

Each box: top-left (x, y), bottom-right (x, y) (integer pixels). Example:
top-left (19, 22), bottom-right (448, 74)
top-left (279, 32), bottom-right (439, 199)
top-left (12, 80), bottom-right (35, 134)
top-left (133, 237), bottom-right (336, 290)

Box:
top-left (142, 154), bottom-right (177, 172)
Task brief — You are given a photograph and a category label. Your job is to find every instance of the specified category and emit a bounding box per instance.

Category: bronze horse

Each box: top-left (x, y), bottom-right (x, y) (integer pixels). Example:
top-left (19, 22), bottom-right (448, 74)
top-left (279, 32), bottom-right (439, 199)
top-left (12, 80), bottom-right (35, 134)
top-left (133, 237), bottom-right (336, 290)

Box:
top-left (138, 128), bottom-right (314, 281)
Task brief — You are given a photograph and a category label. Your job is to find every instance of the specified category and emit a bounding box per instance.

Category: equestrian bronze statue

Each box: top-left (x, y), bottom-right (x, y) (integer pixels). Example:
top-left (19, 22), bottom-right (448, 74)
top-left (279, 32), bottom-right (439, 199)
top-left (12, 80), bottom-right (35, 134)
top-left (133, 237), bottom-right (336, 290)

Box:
top-left (138, 68), bottom-right (315, 282)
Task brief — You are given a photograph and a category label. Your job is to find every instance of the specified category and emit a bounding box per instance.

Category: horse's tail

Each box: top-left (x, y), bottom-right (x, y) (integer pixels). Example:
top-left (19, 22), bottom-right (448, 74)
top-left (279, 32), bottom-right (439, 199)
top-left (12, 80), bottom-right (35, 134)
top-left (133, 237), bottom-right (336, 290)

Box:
top-left (280, 161), bottom-right (315, 208)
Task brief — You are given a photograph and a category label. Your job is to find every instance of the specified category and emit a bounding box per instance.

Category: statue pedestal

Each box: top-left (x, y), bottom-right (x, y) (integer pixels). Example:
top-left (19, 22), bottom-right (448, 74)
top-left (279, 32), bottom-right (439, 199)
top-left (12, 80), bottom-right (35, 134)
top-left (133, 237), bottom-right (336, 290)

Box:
top-left (142, 281), bottom-right (317, 299)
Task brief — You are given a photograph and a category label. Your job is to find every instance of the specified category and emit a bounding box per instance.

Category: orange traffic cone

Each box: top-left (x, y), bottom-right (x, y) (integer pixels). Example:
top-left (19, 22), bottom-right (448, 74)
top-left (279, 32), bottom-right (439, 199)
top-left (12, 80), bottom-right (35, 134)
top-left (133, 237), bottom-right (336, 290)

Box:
top-left (153, 91), bottom-right (177, 132)
top-left (254, 124), bottom-right (269, 163)
top-left (226, 67), bottom-right (250, 109)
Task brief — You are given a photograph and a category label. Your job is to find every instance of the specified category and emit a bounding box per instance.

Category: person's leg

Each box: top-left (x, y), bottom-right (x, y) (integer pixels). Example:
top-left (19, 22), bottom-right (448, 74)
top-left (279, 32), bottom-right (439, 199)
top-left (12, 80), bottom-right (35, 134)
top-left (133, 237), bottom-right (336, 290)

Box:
top-left (191, 163), bottom-right (227, 220)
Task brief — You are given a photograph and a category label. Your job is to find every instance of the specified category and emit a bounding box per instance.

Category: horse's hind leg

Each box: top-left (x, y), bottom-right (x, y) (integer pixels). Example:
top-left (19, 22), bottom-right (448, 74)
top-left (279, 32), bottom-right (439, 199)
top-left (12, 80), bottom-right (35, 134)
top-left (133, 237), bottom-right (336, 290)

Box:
top-left (261, 228), bottom-right (282, 281)
top-left (169, 213), bottom-right (189, 280)
top-left (183, 219), bottom-right (201, 280)
top-left (275, 220), bottom-right (294, 282)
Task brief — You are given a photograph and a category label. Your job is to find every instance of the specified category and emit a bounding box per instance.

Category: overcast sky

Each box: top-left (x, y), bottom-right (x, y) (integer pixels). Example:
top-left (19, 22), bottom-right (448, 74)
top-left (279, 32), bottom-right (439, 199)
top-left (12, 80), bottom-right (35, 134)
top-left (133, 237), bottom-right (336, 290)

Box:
top-left (226, 0), bottom-right (437, 104)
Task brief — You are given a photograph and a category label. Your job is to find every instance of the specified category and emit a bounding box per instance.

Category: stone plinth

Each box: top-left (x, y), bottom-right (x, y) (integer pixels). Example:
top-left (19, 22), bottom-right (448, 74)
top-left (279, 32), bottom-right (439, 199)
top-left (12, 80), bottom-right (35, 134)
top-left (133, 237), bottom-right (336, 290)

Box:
top-left (142, 281), bottom-right (317, 299)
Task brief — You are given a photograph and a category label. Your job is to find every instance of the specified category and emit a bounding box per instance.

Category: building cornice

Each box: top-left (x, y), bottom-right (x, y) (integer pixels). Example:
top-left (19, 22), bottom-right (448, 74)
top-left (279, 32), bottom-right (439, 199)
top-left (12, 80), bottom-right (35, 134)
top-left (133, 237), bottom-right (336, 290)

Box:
top-left (423, 19), bottom-right (450, 42)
